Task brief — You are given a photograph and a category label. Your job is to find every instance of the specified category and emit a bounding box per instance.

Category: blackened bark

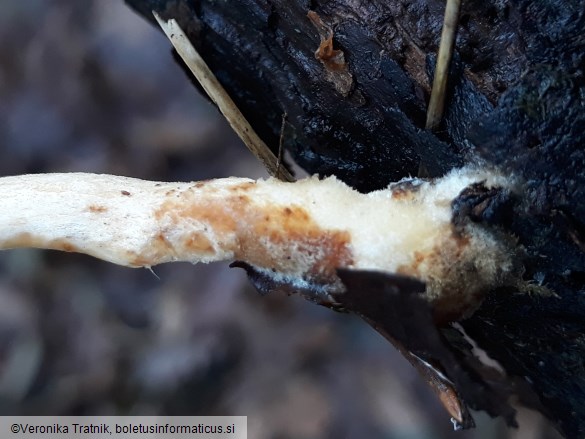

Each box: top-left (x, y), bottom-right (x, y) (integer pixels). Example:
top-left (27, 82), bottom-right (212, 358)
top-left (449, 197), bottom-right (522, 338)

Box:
top-left (127, 0), bottom-right (585, 437)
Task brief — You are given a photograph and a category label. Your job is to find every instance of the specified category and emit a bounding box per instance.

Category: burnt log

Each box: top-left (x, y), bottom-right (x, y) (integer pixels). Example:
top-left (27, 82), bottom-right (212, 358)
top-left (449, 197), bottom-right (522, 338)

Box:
top-left (126, 0), bottom-right (585, 437)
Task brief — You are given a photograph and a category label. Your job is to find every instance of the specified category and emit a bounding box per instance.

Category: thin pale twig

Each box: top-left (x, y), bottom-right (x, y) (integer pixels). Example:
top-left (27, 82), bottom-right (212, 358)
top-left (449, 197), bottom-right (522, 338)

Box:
top-left (426, 0), bottom-right (462, 130)
top-left (153, 12), bottom-right (295, 182)
top-left (276, 112), bottom-right (287, 176)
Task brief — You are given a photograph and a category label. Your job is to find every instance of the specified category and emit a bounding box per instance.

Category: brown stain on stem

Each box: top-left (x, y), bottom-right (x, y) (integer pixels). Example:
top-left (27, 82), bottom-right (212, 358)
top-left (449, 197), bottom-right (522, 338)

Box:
top-left (154, 183), bottom-right (352, 282)
top-left (87, 205), bottom-right (108, 213)
top-left (396, 230), bottom-right (483, 323)
top-left (183, 232), bottom-right (215, 254)
top-left (1, 232), bottom-right (79, 253)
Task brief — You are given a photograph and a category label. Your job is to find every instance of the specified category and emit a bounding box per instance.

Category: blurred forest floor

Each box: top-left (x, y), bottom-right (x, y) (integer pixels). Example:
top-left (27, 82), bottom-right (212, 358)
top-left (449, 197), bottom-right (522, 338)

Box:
top-left (0, 1), bottom-right (562, 438)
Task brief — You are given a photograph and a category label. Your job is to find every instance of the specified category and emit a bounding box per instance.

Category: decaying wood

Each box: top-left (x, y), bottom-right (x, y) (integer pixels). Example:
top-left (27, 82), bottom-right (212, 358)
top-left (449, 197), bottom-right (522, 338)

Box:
top-left (124, 0), bottom-right (585, 435)
top-left (0, 0), bottom-right (582, 436)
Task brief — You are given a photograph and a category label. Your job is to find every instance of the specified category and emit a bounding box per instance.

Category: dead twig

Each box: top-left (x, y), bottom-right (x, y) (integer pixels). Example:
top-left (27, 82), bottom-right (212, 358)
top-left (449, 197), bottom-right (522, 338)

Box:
top-left (426, 0), bottom-right (462, 130)
top-left (276, 112), bottom-right (287, 177)
top-left (153, 12), bottom-right (295, 182)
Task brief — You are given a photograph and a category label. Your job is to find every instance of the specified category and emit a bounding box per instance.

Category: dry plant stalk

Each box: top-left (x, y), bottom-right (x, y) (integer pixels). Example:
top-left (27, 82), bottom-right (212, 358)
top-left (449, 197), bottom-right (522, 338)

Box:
top-left (0, 169), bottom-right (518, 322)
top-left (153, 13), bottom-right (294, 182)
top-left (426, 0), bottom-right (462, 130)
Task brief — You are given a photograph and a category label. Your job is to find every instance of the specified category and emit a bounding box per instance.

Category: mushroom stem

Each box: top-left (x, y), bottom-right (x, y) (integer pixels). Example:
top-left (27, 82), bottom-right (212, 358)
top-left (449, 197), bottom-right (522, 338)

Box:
top-left (0, 170), bottom-right (517, 318)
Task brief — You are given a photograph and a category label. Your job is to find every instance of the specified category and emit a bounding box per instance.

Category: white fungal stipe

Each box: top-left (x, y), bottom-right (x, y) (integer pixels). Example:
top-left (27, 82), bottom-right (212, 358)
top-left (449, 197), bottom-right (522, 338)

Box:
top-left (0, 168), bottom-right (518, 320)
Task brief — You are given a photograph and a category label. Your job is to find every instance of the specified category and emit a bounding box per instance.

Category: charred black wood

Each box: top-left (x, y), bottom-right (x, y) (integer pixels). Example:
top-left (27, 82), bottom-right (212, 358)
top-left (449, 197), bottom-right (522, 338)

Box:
top-left (127, 0), bottom-right (585, 437)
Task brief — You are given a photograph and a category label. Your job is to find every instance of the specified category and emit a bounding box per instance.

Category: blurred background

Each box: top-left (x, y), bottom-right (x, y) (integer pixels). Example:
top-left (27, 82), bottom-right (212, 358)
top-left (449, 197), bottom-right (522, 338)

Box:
top-left (0, 1), bottom-right (562, 438)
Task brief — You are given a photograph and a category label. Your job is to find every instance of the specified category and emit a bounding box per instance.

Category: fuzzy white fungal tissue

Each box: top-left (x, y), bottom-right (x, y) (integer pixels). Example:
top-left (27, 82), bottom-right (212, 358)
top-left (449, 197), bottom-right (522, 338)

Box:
top-left (0, 168), bottom-right (520, 321)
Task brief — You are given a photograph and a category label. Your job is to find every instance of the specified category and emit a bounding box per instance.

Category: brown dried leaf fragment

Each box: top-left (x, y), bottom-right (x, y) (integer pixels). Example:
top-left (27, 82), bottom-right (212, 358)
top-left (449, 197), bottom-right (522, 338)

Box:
top-left (334, 268), bottom-right (517, 429)
top-left (308, 10), bottom-right (353, 96)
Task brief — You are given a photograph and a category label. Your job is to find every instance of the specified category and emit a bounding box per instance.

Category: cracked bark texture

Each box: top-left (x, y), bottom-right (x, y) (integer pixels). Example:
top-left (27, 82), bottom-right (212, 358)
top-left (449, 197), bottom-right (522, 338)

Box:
top-left (127, 1), bottom-right (585, 437)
